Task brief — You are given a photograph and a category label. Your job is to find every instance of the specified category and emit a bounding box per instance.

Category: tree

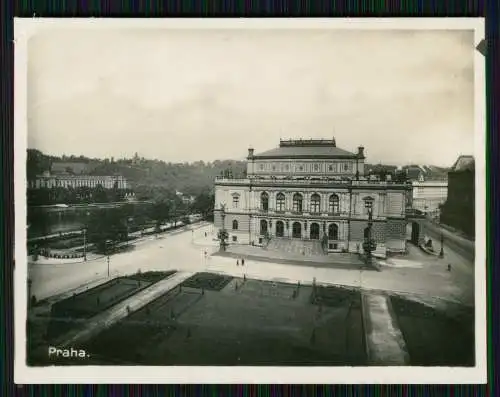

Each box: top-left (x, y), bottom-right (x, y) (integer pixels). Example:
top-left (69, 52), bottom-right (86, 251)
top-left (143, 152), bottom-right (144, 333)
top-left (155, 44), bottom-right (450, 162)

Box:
top-left (87, 208), bottom-right (128, 253)
top-left (94, 185), bottom-right (109, 203)
top-left (151, 200), bottom-right (171, 232)
top-left (191, 191), bottom-right (214, 220)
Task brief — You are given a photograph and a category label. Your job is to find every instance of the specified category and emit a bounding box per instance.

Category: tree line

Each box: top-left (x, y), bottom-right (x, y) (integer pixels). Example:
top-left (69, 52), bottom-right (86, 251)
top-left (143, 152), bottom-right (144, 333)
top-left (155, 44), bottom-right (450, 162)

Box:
top-left (27, 149), bottom-right (247, 202)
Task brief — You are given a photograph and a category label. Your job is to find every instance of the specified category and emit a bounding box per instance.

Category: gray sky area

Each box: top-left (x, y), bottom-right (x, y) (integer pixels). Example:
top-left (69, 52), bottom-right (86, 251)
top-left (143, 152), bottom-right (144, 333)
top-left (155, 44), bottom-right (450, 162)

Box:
top-left (27, 28), bottom-right (475, 166)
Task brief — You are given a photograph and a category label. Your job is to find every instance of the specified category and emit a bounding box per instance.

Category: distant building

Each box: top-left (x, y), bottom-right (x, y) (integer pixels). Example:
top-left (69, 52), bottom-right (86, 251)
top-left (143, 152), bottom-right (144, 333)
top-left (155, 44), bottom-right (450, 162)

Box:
top-left (28, 173), bottom-right (129, 190)
top-left (411, 180), bottom-right (448, 216)
top-left (214, 138), bottom-right (411, 258)
top-left (399, 165), bottom-right (449, 217)
top-left (176, 190), bottom-right (196, 205)
top-left (440, 155), bottom-right (475, 237)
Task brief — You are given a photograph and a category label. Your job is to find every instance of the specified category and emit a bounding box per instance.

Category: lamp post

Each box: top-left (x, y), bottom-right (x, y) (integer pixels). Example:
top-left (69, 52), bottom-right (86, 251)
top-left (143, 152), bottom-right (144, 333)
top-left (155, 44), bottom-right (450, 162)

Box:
top-left (439, 232), bottom-right (444, 258)
top-left (83, 227), bottom-right (87, 261)
top-left (363, 207), bottom-right (376, 268)
top-left (219, 203), bottom-right (227, 251)
top-left (83, 211), bottom-right (90, 261)
top-left (107, 255), bottom-right (110, 278)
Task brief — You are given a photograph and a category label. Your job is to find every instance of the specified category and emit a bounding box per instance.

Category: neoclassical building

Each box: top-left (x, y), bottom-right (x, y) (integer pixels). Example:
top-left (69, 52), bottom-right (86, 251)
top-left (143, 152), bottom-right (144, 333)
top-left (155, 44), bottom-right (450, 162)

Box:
top-left (214, 138), bottom-right (410, 258)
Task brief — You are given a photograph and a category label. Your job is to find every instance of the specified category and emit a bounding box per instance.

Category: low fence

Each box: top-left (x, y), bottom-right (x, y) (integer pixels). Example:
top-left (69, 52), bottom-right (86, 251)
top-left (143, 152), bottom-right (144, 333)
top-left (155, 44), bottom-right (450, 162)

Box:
top-left (33, 249), bottom-right (87, 261)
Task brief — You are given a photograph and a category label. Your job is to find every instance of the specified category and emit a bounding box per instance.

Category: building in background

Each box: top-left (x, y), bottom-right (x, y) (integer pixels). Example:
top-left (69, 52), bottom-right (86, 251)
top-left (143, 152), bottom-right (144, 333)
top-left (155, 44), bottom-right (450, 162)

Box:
top-left (214, 138), bottom-right (411, 258)
top-left (411, 180), bottom-right (448, 217)
top-left (28, 172), bottom-right (129, 190)
top-left (440, 155), bottom-right (475, 237)
top-left (28, 161), bottom-right (129, 190)
top-left (401, 165), bottom-right (449, 218)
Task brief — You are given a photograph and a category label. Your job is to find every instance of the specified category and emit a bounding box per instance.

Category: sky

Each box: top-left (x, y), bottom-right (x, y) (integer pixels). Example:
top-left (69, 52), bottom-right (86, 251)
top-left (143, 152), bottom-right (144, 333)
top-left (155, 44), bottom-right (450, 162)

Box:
top-left (27, 27), bottom-right (476, 167)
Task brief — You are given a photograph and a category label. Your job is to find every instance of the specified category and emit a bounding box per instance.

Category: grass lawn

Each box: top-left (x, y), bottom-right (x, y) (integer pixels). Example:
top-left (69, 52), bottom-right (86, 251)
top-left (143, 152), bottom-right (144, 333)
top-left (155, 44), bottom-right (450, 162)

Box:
top-left (390, 296), bottom-right (475, 366)
top-left (181, 272), bottom-right (233, 291)
top-left (80, 275), bottom-right (366, 366)
top-left (43, 270), bottom-right (176, 342)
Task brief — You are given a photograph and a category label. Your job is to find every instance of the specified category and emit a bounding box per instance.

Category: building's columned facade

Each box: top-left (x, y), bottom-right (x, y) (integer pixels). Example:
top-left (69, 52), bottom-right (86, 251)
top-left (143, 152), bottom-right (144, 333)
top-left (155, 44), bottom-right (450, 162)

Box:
top-left (214, 139), bottom-right (410, 258)
top-left (28, 173), bottom-right (129, 190)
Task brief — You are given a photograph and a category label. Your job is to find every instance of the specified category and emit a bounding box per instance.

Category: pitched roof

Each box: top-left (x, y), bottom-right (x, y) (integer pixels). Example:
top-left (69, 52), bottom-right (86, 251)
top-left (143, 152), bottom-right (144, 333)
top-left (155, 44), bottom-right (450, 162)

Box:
top-left (405, 167), bottom-right (423, 181)
top-left (253, 139), bottom-right (358, 159)
top-left (51, 162), bottom-right (90, 175)
top-left (451, 155), bottom-right (474, 171)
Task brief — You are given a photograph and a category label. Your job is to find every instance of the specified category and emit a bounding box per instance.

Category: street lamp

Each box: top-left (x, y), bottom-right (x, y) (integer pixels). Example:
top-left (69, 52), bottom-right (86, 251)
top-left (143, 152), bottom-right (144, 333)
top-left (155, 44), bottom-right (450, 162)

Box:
top-left (83, 227), bottom-right (87, 261)
top-left (83, 211), bottom-right (90, 261)
top-left (439, 232), bottom-right (444, 258)
top-left (219, 203), bottom-right (227, 252)
top-left (363, 206), bottom-right (376, 268)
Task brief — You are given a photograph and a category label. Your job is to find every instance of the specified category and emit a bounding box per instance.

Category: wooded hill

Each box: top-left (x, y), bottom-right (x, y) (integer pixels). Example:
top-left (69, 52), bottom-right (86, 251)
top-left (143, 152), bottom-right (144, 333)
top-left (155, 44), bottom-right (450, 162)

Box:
top-left (27, 149), bottom-right (247, 200)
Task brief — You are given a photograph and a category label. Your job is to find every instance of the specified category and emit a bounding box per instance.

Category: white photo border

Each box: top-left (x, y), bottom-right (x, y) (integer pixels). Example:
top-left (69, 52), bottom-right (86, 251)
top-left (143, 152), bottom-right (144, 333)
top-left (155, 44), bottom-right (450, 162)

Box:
top-left (14, 17), bottom-right (487, 384)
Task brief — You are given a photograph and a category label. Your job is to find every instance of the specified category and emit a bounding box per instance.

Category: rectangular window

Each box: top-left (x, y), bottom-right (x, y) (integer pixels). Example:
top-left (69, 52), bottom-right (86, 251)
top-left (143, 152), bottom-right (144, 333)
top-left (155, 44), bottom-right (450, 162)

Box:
top-left (233, 195), bottom-right (239, 208)
top-left (232, 236), bottom-right (237, 242)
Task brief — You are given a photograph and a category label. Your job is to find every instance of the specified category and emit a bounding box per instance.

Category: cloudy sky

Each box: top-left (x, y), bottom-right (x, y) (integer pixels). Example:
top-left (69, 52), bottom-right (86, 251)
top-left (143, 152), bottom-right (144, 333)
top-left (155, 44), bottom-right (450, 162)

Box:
top-left (27, 27), bottom-right (475, 166)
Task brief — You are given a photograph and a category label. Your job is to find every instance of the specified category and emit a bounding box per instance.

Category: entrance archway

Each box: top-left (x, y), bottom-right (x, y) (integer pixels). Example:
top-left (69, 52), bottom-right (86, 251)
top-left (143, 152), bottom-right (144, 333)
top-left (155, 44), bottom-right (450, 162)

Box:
top-left (260, 220), bottom-right (268, 235)
top-left (276, 220), bottom-right (284, 237)
top-left (328, 223), bottom-right (339, 240)
top-left (310, 223), bottom-right (320, 240)
top-left (292, 222), bottom-right (302, 238)
top-left (411, 222), bottom-right (420, 244)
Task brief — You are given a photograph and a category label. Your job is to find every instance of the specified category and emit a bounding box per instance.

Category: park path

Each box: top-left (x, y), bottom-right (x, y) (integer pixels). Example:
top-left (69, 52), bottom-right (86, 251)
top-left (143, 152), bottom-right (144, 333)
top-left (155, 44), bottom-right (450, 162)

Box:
top-left (58, 271), bottom-right (194, 348)
top-left (361, 291), bottom-right (409, 365)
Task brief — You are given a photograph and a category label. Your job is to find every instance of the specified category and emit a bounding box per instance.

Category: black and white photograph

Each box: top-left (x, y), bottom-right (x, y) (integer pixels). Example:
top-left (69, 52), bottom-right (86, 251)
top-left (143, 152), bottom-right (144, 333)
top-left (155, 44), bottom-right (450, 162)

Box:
top-left (14, 18), bottom-right (486, 384)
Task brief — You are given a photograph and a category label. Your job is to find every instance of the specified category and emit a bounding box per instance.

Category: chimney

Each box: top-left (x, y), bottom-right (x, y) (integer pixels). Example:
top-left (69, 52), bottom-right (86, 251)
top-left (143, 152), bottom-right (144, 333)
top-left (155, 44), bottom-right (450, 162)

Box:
top-left (357, 146), bottom-right (365, 158)
top-left (248, 147), bottom-right (254, 159)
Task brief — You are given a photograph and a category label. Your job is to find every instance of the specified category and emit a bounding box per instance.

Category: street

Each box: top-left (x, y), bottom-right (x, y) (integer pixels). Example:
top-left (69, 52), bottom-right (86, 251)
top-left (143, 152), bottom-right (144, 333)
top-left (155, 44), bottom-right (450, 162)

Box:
top-left (28, 223), bottom-right (475, 307)
top-left (417, 219), bottom-right (475, 263)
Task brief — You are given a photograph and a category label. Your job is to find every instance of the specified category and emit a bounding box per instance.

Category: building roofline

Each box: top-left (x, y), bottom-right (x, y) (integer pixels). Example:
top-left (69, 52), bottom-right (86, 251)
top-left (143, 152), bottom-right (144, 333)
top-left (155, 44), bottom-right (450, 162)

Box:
top-left (251, 154), bottom-right (362, 160)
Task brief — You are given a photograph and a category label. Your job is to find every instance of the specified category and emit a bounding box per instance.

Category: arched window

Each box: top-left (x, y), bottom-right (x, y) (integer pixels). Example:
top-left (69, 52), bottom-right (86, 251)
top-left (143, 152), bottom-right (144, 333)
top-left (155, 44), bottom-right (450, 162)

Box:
top-left (329, 194), bottom-right (340, 214)
top-left (232, 220), bottom-right (238, 230)
top-left (293, 193), bottom-right (303, 213)
top-left (328, 223), bottom-right (339, 240)
top-left (260, 219), bottom-right (268, 235)
top-left (310, 193), bottom-right (321, 213)
top-left (261, 192), bottom-right (269, 211)
top-left (276, 193), bottom-right (285, 212)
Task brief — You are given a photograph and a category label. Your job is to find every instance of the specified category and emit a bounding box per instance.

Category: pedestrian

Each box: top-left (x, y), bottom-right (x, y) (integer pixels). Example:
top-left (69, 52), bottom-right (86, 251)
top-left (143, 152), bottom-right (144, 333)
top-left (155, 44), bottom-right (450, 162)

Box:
top-left (241, 258), bottom-right (245, 266)
top-left (205, 232), bottom-right (207, 237)
top-left (236, 259), bottom-right (239, 266)
top-left (447, 264), bottom-right (451, 272)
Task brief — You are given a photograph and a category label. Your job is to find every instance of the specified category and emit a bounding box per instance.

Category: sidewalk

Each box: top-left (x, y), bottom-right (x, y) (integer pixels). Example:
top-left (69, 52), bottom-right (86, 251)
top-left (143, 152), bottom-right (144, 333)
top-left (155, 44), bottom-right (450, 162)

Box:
top-left (28, 229), bottom-right (83, 242)
top-left (200, 251), bottom-right (474, 307)
top-left (362, 292), bottom-right (409, 365)
top-left (28, 221), bottom-right (208, 267)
